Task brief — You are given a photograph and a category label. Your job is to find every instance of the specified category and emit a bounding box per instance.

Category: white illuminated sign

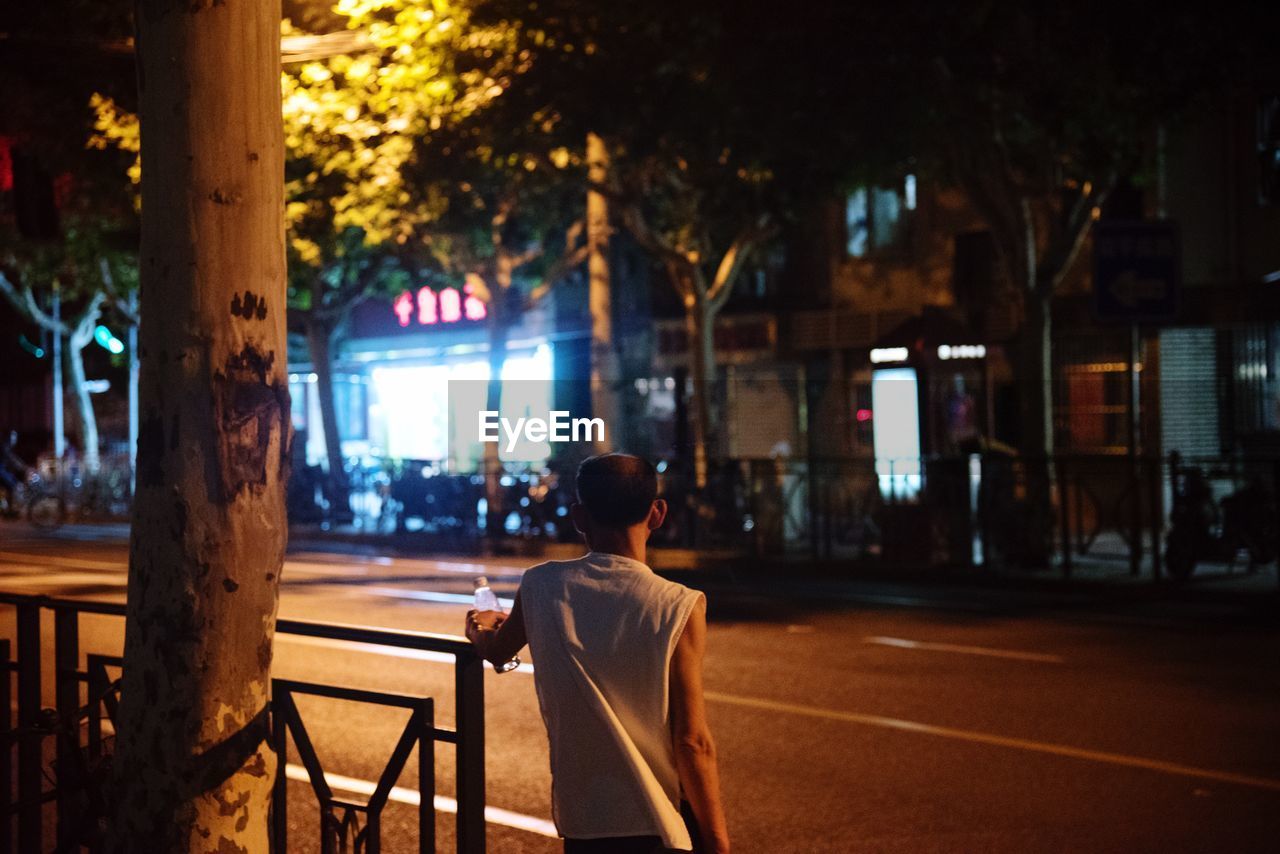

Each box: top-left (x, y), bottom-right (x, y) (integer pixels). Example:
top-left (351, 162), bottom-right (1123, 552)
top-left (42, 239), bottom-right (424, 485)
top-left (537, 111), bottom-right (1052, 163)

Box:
top-left (937, 344), bottom-right (986, 361)
top-left (871, 347), bottom-right (910, 364)
top-left (871, 367), bottom-right (922, 499)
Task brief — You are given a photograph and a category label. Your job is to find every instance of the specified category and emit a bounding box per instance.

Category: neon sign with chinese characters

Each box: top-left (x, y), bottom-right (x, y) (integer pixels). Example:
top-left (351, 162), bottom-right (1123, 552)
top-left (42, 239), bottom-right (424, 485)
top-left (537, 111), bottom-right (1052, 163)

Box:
top-left (393, 284), bottom-right (487, 328)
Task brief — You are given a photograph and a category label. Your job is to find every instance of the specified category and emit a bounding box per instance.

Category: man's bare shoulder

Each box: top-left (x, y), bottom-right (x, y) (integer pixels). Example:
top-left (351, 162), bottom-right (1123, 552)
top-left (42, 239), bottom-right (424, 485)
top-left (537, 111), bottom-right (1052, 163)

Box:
top-left (520, 555), bottom-right (589, 584)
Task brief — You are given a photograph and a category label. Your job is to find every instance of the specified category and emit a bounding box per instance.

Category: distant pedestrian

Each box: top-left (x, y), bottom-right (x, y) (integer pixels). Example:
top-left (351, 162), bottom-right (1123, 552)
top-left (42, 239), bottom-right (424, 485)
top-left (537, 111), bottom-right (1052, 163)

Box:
top-left (466, 453), bottom-right (730, 853)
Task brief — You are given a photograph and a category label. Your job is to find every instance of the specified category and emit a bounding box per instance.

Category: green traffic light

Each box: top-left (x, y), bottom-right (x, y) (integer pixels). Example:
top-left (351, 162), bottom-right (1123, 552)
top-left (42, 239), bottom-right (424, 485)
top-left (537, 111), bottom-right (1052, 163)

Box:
top-left (94, 325), bottom-right (126, 355)
top-left (18, 334), bottom-right (45, 359)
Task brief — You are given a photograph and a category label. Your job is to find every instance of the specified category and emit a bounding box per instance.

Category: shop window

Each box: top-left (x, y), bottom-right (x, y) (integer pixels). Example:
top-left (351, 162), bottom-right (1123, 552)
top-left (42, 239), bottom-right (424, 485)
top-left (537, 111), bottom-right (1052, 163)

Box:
top-left (1060, 363), bottom-right (1135, 452)
top-left (334, 375), bottom-right (368, 441)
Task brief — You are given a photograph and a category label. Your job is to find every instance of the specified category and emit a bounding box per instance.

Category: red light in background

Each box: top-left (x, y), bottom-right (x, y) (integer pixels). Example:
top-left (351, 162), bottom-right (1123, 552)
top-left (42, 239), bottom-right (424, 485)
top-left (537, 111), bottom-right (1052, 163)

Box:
top-left (439, 287), bottom-right (461, 323)
top-left (856, 408), bottom-right (873, 423)
top-left (417, 287), bottom-right (438, 325)
top-left (0, 137), bottom-right (12, 193)
top-left (463, 282), bottom-right (487, 320)
top-left (393, 292), bottom-right (413, 327)
top-left (393, 285), bottom-right (486, 327)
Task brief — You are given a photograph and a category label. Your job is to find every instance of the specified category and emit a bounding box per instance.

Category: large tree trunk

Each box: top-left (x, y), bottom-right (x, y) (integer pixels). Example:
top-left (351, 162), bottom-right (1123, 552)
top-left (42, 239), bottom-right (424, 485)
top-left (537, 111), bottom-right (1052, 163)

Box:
top-left (111, 0), bottom-right (288, 849)
top-left (64, 332), bottom-right (101, 472)
top-left (128, 305), bottom-right (139, 496)
top-left (1016, 290), bottom-right (1055, 566)
top-left (305, 317), bottom-right (351, 520)
top-left (586, 131), bottom-right (619, 452)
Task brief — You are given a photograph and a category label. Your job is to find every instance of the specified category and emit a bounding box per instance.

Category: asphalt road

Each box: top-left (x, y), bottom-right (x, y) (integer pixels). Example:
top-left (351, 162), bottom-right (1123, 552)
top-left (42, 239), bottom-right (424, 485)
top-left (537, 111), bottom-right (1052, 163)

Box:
top-left (1, 525), bottom-right (1279, 853)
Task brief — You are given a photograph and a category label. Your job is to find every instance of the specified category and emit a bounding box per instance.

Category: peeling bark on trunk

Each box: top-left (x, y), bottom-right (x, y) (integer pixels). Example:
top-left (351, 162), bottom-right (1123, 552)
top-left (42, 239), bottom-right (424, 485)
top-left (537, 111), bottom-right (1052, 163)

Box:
top-left (305, 318), bottom-right (350, 519)
top-left (111, 0), bottom-right (288, 850)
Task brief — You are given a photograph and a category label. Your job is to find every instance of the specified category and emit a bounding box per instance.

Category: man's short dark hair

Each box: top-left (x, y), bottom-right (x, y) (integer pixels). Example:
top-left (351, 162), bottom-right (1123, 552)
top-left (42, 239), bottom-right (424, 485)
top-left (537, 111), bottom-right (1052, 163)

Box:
top-left (576, 453), bottom-right (658, 528)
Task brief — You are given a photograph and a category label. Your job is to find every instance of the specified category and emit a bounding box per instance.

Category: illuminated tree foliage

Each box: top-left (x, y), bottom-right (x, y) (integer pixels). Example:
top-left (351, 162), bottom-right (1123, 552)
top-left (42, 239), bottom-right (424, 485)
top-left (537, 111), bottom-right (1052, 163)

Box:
top-left (463, 0), bottom-right (793, 486)
top-left (92, 0), bottom-right (525, 509)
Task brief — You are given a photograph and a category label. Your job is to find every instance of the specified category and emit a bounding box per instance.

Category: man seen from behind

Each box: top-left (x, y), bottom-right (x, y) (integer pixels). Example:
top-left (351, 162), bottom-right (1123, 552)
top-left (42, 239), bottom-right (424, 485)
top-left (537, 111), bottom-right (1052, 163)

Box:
top-left (466, 453), bottom-right (730, 854)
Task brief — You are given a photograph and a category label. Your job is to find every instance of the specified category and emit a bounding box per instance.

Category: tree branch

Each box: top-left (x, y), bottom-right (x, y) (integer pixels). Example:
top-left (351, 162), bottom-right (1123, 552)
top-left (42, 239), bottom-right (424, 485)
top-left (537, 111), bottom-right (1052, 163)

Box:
top-left (70, 292), bottom-right (107, 349)
top-left (525, 241), bottom-right (591, 310)
top-left (510, 245), bottom-right (544, 269)
top-left (706, 215), bottom-right (776, 311)
top-left (1041, 174), bottom-right (1116, 298)
top-left (0, 268), bottom-right (68, 335)
top-left (99, 258), bottom-right (140, 325)
top-left (617, 200), bottom-right (696, 271)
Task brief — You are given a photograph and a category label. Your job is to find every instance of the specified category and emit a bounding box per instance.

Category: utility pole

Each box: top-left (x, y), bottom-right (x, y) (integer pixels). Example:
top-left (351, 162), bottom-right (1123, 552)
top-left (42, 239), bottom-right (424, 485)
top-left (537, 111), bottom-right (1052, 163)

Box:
top-left (587, 131), bottom-right (619, 451)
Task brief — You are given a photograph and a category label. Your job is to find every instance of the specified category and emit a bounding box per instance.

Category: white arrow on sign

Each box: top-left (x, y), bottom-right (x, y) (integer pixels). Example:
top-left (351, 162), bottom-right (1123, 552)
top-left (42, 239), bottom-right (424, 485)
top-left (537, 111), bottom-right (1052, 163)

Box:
top-left (1110, 270), bottom-right (1171, 308)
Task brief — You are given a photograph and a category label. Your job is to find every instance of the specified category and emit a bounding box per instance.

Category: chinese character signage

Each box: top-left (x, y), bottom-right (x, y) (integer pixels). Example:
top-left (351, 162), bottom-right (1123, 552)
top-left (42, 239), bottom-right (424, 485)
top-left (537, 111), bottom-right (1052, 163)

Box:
top-left (350, 284), bottom-right (488, 339)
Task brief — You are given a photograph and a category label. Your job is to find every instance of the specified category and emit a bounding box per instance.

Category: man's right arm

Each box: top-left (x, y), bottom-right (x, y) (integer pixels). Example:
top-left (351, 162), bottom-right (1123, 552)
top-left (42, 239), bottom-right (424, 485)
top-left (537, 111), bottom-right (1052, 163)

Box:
top-left (670, 595), bottom-right (730, 853)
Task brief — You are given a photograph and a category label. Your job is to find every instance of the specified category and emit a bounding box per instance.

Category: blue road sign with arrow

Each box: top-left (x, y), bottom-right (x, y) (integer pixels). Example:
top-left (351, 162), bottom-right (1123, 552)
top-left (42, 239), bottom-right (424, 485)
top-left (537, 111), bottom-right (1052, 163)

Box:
top-left (1093, 221), bottom-right (1180, 323)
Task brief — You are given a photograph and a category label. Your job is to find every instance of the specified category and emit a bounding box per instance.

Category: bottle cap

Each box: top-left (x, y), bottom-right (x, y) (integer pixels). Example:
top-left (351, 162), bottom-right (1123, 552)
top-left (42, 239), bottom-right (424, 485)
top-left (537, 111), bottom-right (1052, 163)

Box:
top-left (474, 576), bottom-right (489, 589)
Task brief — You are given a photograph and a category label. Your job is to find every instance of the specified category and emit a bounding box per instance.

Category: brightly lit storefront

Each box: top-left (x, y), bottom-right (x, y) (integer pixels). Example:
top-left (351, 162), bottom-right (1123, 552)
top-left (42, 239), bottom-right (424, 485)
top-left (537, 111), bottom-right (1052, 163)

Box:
top-left (289, 282), bottom-right (574, 472)
top-left (867, 310), bottom-right (992, 499)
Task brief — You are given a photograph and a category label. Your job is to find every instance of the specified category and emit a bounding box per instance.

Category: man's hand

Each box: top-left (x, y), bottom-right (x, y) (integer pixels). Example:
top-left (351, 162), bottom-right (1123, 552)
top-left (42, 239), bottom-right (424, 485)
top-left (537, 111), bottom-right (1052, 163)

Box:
top-left (464, 595), bottom-right (528, 668)
top-left (465, 609), bottom-right (506, 643)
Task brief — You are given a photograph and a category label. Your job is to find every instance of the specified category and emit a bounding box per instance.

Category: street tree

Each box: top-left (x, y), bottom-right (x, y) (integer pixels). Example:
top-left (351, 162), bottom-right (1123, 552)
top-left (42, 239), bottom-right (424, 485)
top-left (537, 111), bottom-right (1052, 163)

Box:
top-left (92, 0), bottom-right (516, 513)
top-left (913, 3), bottom-right (1251, 560)
top-left (404, 118), bottom-right (589, 530)
top-left (0, 172), bottom-right (138, 473)
top-left (462, 0), bottom-right (790, 486)
top-left (605, 157), bottom-right (775, 488)
top-left (108, 0), bottom-right (289, 847)
top-left (0, 2), bottom-right (137, 471)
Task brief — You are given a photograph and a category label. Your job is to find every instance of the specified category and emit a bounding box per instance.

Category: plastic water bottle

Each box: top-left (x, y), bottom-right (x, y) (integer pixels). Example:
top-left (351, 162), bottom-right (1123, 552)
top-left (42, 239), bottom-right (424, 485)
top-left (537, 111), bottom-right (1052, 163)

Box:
top-left (473, 577), bottom-right (520, 672)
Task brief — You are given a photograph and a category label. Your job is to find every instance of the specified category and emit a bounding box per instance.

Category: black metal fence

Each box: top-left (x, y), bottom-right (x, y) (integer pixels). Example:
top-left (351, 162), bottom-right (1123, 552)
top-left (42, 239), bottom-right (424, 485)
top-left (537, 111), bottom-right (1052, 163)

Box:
top-left (0, 593), bottom-right (487, 853)
top-left (654, 452), bottom-right (1280, 578)
top-left (297, 451), bottom-right (1280, 578)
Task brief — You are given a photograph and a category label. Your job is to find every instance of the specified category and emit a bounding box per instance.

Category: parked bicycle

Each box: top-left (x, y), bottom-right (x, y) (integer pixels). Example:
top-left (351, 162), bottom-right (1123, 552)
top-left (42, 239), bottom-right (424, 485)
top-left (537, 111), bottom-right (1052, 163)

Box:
top-left (1165, 452), bottom-right (1279, 581)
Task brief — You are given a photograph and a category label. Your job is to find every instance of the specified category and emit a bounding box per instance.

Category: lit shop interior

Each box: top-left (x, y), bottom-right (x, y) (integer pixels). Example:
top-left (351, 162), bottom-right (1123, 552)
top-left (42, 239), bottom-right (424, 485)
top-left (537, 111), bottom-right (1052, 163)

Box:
top-left (866, 312), bottom-right (994, 500)
top-left (289, 285), bottom-right (566, 474)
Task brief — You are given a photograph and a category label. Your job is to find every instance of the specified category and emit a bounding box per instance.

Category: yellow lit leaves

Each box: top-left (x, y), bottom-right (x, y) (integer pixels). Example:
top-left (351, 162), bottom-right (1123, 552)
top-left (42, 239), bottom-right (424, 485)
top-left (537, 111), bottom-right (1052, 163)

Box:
top-left (88, 94), bottom-right (141, 187)
top-left (92, 1), bottom-right (523, 275)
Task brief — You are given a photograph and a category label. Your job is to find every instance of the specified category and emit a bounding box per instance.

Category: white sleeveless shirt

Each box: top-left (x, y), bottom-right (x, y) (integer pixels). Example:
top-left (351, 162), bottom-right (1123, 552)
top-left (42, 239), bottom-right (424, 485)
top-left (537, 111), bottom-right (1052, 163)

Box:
top-left (518, 551), bottom-right (704, 849)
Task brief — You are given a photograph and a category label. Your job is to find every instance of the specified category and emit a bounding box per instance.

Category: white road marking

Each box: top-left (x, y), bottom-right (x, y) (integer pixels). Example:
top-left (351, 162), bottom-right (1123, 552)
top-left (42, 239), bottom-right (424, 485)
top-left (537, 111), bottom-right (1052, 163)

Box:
top-left (825, 591), bottom-right (993, 612)
top-left (284, 561), bottom-right (375, 578)
top-left (277, 633), bottom-right (534, 674)
top-left (704, 691), bottom-right (1280, 793)
top-left (295, 554), bottom-right (514, 576)
top-left (283, 763), bottom-right (559, 838)
top-left (864, 635), bottom-right (1065, 664)
top-left (361, 585), bottom-right (515, 610)
top-left (0, 550), bottom-right (123, 571)
top-left (0, 571), bottom-right (125, 588)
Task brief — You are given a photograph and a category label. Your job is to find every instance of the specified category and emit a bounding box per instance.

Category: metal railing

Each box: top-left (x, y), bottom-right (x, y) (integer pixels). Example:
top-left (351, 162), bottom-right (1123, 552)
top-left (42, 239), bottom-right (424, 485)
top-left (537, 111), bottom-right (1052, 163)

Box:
top-left (648, 452), bottom-right (1280, 577)
top-left (0, 592), bottom-right (487, 854)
